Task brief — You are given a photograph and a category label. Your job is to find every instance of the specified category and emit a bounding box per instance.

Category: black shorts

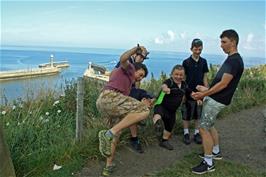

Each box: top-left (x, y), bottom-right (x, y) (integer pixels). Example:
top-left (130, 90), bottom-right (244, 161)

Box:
top-left (181, 100), bottom-right (202, 121)
top-left (154, 105), bottom-right (176, 132)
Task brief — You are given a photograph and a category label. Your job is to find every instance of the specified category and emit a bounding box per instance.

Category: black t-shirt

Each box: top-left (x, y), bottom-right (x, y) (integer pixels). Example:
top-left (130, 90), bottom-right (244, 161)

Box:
top-left (161, 78), bottom-right (192, 112)
top-left (182, 56), bottom-right (209, 92)
top-left (129, 87), bottom-right (153, 101)
top-left (210, 53), bottom-right (244, 105)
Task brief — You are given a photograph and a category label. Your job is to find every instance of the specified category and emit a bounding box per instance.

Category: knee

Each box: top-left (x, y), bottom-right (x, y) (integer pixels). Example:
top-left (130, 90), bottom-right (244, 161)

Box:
top-left (140, 110), bottom-right (150, 120)
top-left (199, 127), bottom-right (208, 135)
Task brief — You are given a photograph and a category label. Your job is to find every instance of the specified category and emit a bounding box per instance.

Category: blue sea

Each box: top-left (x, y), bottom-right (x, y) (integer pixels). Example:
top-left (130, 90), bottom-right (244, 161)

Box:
top-left (0, 46), bottom-right (265, 104)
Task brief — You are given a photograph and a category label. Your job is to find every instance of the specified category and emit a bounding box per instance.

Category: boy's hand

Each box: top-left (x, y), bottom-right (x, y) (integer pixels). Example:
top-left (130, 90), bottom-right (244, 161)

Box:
top-left (196, 85), bottom-right (208, 92)
top-left (162, 84), bottom-right (170, 94)
top-left (197, 100), bottom-right (203, 105)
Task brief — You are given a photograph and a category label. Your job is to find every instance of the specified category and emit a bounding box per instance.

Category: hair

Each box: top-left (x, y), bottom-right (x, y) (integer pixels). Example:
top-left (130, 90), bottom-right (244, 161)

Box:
top-left (220, 29), bottom-right (239, 46)
top-left (171, 64), bottom-right (184, 75)
top-left (133, 62), bottom-right (148, 77)
top-left (191, 38), bottom-right (203, 49)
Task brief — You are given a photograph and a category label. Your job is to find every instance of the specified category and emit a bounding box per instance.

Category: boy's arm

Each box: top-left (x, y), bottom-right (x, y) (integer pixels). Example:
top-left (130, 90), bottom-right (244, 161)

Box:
top-left (120, 45), bottom-right (147, 70)
top-left (193, 73), bottom-right (233, 100)
top-left (203, 72), bottom-right (209, 87)
top-left (120, 47), bottom-right (138, 69)
top-left (161, 84), bottom-right (170, 94)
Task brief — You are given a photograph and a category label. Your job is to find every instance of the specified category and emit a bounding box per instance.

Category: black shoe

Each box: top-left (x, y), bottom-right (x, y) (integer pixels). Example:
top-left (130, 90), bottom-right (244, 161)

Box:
top-left (159, 140), bottom-right (174, 150)
top-left (154, 119), bottom-right (164, 140)
top-left (199, 151), bottom-right (223, 160)
top-left (194, 133), bottom-right (202, 144)
top-left (130, 140), bottom-right (144, 153)
top-left (192, 160), bottom-right (215, 175)
top-left (183, 133), bottom-right (190, 145)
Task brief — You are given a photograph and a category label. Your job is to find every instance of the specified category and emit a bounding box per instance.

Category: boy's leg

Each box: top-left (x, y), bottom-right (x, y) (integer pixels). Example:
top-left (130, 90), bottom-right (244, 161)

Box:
top-left (192, 97), bottom-right (225, 174)
top-left (106, 133), bottom-right (120, 166)
top-left (97, 90), bottom-right (150, 157)
top-left (193, 119), bottom-right (202, 144)
top-left (182, 101), bottom-right (194, 145)
top-left (111, 111), bottom-right (149, 135)
top-left (102, 134), bottom-right (120, 176)
top-left (159, 111), bottom-right (175, 150)
top-left (99, 111), bottom-right (149, 157)
top-left (193, 103), bottom-right (202, 144)
top-left (129, 124), bottom-right (144, 153)
top-left (153, 105), bottom-right (165, 140)
top-left (129, 124), bottom-right (137, 137)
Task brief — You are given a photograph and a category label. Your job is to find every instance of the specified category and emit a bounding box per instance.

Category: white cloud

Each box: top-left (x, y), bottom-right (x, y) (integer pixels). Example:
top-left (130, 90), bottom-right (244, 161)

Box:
top-left (246, 33), bottom-right (254, 42)
top-left (154, 30), bottom-right (176, 45)
top-left (243, 33), bottom-right (255, 50)
top-left (167, 30), bottom-right (175, 41)
top-left (179, 32), bottom-right (186, 39)
top-left (154, 37), bottom-right (164, 44)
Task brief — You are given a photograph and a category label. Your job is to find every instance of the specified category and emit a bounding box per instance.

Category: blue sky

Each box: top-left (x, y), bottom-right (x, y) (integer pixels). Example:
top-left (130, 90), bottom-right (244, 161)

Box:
top-left (1, 1), bottom-right (265, 57)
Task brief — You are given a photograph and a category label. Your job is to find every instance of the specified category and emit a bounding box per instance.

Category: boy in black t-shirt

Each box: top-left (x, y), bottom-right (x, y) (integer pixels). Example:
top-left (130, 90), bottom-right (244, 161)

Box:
top-left (153, 65), bottom-right (192, 150)
top-left (128, 87), bottom-right (154, 153)
top-left (191, 29), bottom-right (244, 175)
top-left (182, 39), bottom-right (209, 145)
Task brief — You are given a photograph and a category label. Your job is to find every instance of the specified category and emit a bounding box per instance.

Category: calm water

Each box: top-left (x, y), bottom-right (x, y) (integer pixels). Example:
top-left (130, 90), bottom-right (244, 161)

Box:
top-left (0, 47), bottom-right (265, 104)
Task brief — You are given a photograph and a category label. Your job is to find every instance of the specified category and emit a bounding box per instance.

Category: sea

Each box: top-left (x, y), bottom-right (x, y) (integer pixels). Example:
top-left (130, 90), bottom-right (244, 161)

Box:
top-left (0, 46), bottom-right (265, 104)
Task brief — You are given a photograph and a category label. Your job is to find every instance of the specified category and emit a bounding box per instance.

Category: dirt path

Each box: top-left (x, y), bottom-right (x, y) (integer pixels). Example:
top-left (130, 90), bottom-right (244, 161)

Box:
top-left (77, 106), bottom-right (266, 177)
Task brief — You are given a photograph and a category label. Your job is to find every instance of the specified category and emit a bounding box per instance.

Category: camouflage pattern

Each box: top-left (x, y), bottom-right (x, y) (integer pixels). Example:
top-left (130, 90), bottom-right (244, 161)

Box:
top-left (96, 90), bottom-right (150, 127)
top-left (199, 96), bottom-right (225, 130)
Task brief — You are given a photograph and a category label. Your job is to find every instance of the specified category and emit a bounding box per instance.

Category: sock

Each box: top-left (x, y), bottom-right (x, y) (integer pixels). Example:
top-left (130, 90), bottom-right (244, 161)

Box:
top-left (213, 145), bottom-right (220, 154)
top-left (184, 129), bottom-right (189, 135)
top-left (131, 136), bottom-right (138, 142)
top-left (105, 130), bottom-right (114, 139)
top-left (194, 129), bottom-right (199, 135)
top-left (204, 155), bottom-right (213, 166)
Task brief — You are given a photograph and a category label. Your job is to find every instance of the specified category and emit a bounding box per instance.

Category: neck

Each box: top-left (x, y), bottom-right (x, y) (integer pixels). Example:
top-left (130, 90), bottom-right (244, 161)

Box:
top-left (192, 55), bottom-right (200, 61)
top-left (228, 49), bottom-right (238, 56)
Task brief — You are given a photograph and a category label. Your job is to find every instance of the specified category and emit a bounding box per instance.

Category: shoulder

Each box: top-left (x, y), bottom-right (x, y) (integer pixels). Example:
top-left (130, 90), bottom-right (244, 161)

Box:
top-left (181, 81), bottom-right (187, 88)
top-left (163, 78), bottom-right (172, 86)
top-left (199, 57), bottom-right (207, 63)
top-left (183, 57), bottom-right (191, 64)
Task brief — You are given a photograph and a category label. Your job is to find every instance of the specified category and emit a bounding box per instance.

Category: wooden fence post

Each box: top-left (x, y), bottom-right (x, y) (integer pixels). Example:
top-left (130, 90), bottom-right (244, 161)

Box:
top-left (75, 77), bottom-right (84, 142)
top-left (0, 123), bottom-right (16, 177)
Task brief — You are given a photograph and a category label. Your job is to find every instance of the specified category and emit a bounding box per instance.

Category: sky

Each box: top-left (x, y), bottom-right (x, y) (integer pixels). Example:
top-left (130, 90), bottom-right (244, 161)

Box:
top-left (1, 0), bottom-right (266, 57)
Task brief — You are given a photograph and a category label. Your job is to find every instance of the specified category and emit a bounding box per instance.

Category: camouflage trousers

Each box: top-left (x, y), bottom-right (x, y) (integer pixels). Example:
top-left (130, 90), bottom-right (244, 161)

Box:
top-left (199, 96), bottom-right (225, 130)
top-left (96, 90), bottom-right (150, 127)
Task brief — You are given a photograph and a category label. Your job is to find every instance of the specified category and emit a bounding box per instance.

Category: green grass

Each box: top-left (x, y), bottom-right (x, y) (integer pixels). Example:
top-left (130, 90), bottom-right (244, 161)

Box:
top-left (154, 153), bottom-right (265, 177)
top-left (0, 65), bottom-right (265, 177)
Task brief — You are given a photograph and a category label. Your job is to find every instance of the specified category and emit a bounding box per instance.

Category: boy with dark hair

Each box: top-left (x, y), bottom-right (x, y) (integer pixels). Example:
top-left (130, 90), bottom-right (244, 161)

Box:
top-left (96, 45), bottom-right (150, 176)
top-left (191, 29), bottom-right (244, 174)
top-left (128, 87), bottom-right (154, 153)
top-left (153, 65), bottom-right (192, 150)
top-left (182, 38), bottom-right (209, 145)
top-left (113, 44), bottom-right (150, 154)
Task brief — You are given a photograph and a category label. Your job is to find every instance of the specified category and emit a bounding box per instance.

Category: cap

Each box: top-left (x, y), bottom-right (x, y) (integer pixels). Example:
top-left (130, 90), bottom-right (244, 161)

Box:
top-left (136, 45), bottom-right (150, 59)
top-left (141, 51), bottom-right (150, 59)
